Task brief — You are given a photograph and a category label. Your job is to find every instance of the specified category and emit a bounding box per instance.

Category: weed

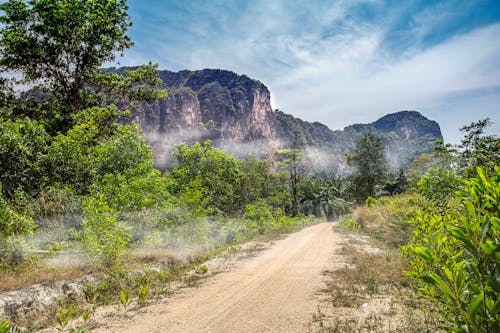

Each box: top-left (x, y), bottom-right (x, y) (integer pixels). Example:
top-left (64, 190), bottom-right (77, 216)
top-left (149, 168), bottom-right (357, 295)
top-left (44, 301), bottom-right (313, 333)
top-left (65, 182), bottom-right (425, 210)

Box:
top-left (56, 305), bottom-right (77, 331)
top-left (314, 238), bottom-right (442, 332)
top-left (137, 283), bottom-right (150, 307)
top-left (329, 289), bottom-right (361, 308)
top-left (118, 290), bottom-right (131, 310)
top-left (195, 264), bottom-right (208, 275)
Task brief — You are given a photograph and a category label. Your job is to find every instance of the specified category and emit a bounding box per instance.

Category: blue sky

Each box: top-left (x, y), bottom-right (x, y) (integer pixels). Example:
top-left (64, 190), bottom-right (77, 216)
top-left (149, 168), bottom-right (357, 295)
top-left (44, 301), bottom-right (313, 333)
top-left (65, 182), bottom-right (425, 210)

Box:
top-left (117, 0), bottom-right (500, 143)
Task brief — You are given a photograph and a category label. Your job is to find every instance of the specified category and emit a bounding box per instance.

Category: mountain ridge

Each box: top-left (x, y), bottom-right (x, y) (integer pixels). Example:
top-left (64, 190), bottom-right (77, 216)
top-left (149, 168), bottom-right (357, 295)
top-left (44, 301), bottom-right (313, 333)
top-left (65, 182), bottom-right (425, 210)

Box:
top-left (109, 67), bottom-right (442, 171)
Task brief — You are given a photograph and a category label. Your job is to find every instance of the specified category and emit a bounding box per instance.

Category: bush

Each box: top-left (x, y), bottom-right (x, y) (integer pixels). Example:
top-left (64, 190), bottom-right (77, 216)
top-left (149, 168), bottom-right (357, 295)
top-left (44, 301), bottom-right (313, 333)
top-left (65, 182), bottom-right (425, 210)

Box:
top-left (244, 200), bottom-right (274, 234)
top-left (168, 141), bottom-right (240, 215)
top-left (417, 166), bottom-right (462, 214)
top-left (0, 185), bottom-right (36, 238)
top-left (404, 167), bottom-right (500, 332)
top-left (45, 105), bottom-right (154, 195)
top-left (79, 196), bottom-right (131, 267)
top-left (0, 117), bottom-right (49, 198)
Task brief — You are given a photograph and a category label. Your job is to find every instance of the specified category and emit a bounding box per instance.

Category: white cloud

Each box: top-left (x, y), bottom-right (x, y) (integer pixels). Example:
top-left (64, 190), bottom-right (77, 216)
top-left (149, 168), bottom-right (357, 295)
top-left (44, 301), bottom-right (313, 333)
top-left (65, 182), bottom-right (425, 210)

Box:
top-left (119, 1), bottom-right (500, 143)
top-left (270, 22), bottom-right (500, 142)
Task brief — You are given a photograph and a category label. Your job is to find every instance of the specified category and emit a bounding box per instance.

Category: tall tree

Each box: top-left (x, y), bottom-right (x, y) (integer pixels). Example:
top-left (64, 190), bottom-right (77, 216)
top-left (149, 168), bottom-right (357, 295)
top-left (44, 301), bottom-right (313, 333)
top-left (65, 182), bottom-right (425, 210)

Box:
top-left (0, 0), bottom-right (133, 127)
top-left (347, 133), bottom-right (388, 202)
top-left (458, 118), bottom-right (499, 177)
top-left (277, 133), bottom-right (309, 216)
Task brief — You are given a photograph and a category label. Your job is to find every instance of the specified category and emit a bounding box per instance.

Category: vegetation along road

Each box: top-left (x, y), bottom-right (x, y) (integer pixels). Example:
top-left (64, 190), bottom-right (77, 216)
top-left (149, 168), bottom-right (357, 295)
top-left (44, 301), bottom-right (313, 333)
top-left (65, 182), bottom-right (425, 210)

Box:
top-left (93, 222), bottom-right (338, 332)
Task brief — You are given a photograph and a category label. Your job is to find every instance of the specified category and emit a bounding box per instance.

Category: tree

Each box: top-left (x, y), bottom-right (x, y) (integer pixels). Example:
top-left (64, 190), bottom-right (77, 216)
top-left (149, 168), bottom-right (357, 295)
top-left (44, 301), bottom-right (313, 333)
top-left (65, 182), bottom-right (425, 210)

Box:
top-left (277, 133), bottom-right (309, 216)
top-left (298, 176), bottom-right (351, 220)
top-left (459, 118), bottom-right (499, 177)
top-left (168, 141), bottom-right (240, 215)
top-left (0, 117), bottom-right (49, 198)
top-left (347, 133), bottom-right (388, 202)
top-left (0, 0), bottom-right (132, 114)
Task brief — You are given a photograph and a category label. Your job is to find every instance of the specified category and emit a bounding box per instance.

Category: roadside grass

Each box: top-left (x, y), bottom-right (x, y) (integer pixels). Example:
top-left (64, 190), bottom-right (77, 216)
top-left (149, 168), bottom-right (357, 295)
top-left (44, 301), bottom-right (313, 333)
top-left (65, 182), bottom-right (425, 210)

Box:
top-left (310, 193), bottom-right (442, 332)
top-left (341, 193), bottom-right (422, 247)
top-left (311, 241), bottom-right (442, 332)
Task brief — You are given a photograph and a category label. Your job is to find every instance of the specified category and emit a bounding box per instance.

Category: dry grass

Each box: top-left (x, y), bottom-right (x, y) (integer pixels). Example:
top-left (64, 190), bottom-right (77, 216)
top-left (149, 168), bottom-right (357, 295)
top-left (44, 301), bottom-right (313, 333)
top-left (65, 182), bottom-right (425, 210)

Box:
top-left (343, 193), bottom-right (422, 247)
top-left (311, 240), bottom-right (442, 332)
top-left (0, 261), bottom-right (91, 293)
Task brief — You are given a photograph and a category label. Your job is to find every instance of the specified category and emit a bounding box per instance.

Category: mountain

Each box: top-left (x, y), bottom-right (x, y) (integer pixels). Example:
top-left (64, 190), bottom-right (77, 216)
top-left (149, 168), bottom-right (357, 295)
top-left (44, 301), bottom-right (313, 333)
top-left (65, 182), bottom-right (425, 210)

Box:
top-left (111, 67), bottom-right (442, 171)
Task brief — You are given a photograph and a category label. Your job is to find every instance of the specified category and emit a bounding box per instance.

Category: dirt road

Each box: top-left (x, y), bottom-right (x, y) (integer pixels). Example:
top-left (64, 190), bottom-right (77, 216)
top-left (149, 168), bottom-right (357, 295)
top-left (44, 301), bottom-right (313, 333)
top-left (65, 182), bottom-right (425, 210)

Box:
top-left (94, 222), bottom-right (340, 333)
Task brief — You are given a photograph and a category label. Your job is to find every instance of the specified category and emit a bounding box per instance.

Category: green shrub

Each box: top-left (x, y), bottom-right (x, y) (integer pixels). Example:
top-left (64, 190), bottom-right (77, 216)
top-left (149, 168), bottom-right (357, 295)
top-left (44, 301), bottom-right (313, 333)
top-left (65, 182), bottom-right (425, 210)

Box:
top-left (404, 167), bottom-right (500, 332)
top-left (244, 200), bottom-right (274, 234)
top-left (417, 166), bottom-right (462, 214)
top-left (0, 185), bottom-right (36, 238)
top-left (348, 193), bottom-right (421, 247)
top-left (365, 196), bottom-right (375, 207)
top-left (79, 196), bottom-right (131, 267)
top-left (0, 117), bottom-right (49, 198)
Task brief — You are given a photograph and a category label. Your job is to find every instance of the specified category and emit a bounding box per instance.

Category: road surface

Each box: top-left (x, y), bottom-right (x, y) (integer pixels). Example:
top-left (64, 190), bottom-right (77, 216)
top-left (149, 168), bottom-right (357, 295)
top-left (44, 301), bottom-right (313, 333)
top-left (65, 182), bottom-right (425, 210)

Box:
top-left (94, 222), bottom-right (339, 333)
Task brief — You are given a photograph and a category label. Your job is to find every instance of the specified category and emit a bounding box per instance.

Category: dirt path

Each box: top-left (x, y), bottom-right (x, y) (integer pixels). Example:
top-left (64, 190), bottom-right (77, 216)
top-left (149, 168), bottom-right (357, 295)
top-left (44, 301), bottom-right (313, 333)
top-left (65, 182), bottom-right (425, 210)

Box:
top-left (92, 222), bottom-right (341, 333)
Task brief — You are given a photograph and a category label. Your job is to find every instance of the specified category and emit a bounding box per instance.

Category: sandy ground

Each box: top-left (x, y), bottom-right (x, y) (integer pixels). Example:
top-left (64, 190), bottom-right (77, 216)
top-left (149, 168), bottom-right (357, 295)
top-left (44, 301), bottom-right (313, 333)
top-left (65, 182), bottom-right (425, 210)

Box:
top-left (91, 222), bottom-right (341, 333)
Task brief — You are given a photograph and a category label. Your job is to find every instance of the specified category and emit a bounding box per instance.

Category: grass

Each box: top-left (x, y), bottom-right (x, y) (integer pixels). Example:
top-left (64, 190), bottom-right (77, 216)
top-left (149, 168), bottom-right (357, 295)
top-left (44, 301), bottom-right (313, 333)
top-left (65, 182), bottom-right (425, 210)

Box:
top-left (312, 243), bottom-right (442, 332)
top-left (311, 193), bottom-right (443, 332)
top-left (339, 193), bottom-right (422, 247)
top-left (0, 260), bottom-right (91, 293)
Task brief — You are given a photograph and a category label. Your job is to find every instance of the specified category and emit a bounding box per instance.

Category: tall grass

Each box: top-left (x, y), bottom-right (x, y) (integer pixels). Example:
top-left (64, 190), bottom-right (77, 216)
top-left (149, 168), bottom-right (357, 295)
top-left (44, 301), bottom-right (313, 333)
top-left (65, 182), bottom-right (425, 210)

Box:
top-left (341, 193), bottom-right (423, 247)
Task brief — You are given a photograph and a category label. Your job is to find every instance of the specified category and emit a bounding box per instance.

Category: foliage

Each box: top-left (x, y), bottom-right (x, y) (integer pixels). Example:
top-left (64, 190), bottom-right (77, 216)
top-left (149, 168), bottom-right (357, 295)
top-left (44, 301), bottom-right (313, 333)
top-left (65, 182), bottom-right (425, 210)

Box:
top-left (45, 105), bottom-right (154, 195)
top-left (92, 63), bottom-right (168, 106)
top-left (168, 141), bottom-right (240, 215)
top-left (137, 283), bottom-right (150, 307)
top-left (404, 167), bottom-right (500, 332)
top-left (236, 158), bottom-right (288, 210)
top-left (347, 133), bottom-right (388, 202)
top-left (244, 200), bottom-right (274, 234)
top-left (0, 184), bottom-right (36, 238)
top-left (79, 196), bottom-right (131, 267)
top-left (89, 170), bottom-right (167, 213)
top-left (277, 134), bottom-right (310, 216)
top-left (0, 117), bottom-right (49, 198)
top-left (57, 305), bottom-right (77, 331)
top-left (0, 0), bottom-right (132, 114)
top-left (458, 118), bottom-right (499, 177)
top-left (417, 166), bottom-right (462, 214)
top-left (380, 168), bottom-right (409, 196)
top-left (298, 175), bottom-right (352, 220)
top-left (345, 193), bottom-right (422, 247)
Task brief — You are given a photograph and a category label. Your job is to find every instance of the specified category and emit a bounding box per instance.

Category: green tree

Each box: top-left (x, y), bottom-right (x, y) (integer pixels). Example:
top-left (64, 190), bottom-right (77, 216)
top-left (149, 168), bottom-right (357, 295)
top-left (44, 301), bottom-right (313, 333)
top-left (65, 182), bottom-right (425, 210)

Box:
top-left (0, 117), bottom-right (49, 198)
top-left (236, 158), bottom-right (289, 211)
top-left (299, 176), bottom-right (351, 220)
top-left (347, 133), bottom-right (388, 202)
top-left (0, 0), bottom-right (132, 112)
top-left (168, 141), bottom-right (240, 215)
top-left (277, 134), bottom-right (309, 217)
top-left (44, 105), bottom-right (154, 195)
top-left (459, 118), bottom-right (499, 177)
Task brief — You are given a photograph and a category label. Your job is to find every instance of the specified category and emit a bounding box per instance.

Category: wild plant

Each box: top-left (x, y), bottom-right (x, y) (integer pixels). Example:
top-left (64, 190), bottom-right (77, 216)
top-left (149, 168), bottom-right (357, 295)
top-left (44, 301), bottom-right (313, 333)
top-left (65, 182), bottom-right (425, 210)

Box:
top-left (118, 290), bottom-right (131, 310)
top-left (56, 305), bottom-right (77, 331)
top-left (138, 283), bottom-right (150, 307)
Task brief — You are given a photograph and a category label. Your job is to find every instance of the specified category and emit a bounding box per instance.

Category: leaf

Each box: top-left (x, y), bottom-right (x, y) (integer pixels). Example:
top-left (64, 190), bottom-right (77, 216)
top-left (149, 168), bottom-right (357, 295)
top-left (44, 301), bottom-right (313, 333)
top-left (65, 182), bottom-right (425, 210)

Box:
top-left (413, 247), bottom-right (434, 262)
top-left (429, 273), bottom-right (455, 300)
top-left (467, 292), bottom-right (484, 316)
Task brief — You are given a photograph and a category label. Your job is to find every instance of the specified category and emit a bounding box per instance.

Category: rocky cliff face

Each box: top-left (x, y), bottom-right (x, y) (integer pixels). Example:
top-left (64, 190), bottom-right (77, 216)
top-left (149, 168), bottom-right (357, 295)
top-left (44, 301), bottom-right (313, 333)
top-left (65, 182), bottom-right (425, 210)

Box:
top-left (124, 68), bottom-right (279, 165)
top-left (114, 67), bottom-right (442, 171)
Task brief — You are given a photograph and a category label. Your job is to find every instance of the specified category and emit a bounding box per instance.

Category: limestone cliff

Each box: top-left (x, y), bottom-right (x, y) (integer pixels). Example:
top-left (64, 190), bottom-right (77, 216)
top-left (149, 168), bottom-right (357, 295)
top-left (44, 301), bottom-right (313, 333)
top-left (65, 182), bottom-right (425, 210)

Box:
top-left (112, 67), bottom-right (442, 171)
